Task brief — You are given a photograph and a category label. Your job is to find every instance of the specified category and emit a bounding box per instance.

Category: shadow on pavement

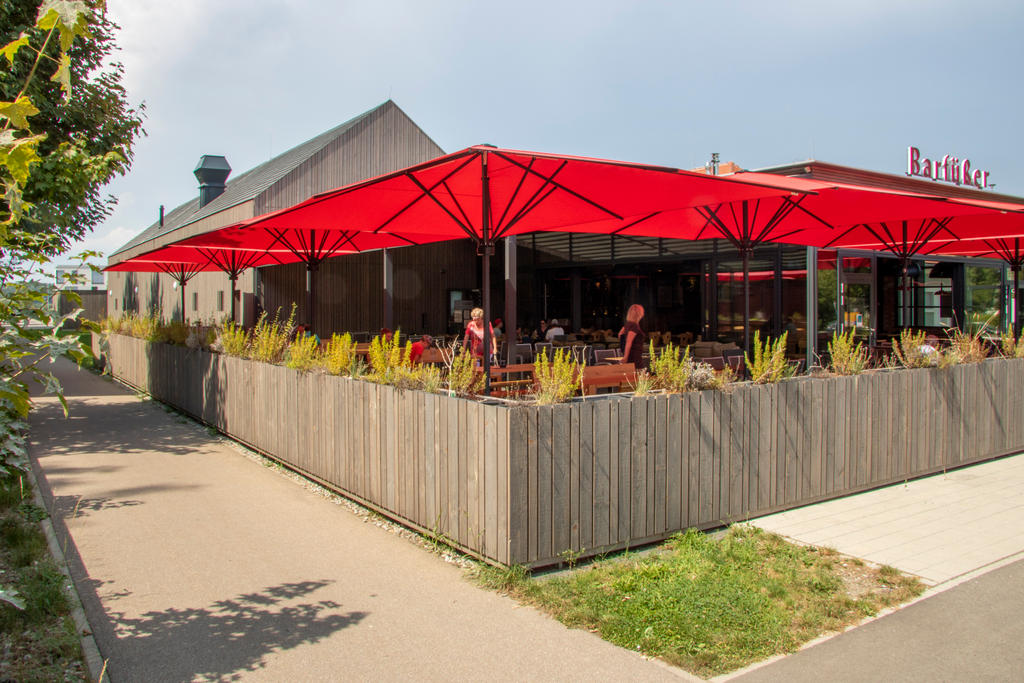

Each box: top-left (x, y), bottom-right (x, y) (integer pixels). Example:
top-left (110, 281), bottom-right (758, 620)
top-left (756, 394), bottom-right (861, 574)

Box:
top-left (107, 580), bottom-right (366, 681)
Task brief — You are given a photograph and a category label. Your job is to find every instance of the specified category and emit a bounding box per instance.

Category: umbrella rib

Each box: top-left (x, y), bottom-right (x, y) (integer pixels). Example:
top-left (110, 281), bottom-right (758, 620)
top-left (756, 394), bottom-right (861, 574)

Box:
top-left (822, 224), bottom-right (860, 249)
top-left (494, 151), bottom-right (624, 220)
top-left (498, 185), bottom-right (561, 238)
top-left (752, 197), bottom-right (800, 246)
top-left (500, 161), bottom-right (569, 232)
top-left (610, 211), bottom-right (662, 235)
top-left (370, 156), bottom-right (477, 234)
top-left (440, 179), bottom-right (476, 233)
top-left (784, 195), bottom-right (837, 231)
top-left (404, 172), bottom-right (477, 240)
top-left (495, 157), bottom-right (536, 230)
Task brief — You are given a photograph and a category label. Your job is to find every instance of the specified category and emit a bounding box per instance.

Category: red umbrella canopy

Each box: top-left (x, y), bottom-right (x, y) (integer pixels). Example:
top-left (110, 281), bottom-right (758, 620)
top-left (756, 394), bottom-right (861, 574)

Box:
top-left (105, 243), bottom-right (289, 275)
top-left (238, 146), bottom-right (808, 243)
top-left (606, 173), bottom-right (1024, 252)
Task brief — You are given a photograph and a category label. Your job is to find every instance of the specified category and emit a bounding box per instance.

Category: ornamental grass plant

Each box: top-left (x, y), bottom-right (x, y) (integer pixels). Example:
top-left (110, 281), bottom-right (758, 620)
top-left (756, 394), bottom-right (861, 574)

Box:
top-left (533, 348), bottom-right (581, 404)
top-left (446, 347), bottom-right (483, 396)
top-left (1000, 331), bottom-right (1024, 359)
top-left (248, 305), bottom-right (295, 364)
top-left (218, 321), bottom-right (249, 357)
top-left (745, 331), bottom-right (791, 384)
top-left (649, 342), bottom-right (725, 392)
top-left (285, 333), bottom-right (322, 371)
top-left (889, 329), bottom-right (935, 368)
top-left (827, 329), bottom-right (870, 375)
top-left (322, 332), bottom-right (357, 375)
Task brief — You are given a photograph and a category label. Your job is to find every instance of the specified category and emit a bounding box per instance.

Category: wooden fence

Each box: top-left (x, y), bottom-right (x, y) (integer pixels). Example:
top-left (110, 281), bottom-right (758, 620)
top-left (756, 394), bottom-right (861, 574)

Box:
top-left (97, 333), bottom-right (1024, 567)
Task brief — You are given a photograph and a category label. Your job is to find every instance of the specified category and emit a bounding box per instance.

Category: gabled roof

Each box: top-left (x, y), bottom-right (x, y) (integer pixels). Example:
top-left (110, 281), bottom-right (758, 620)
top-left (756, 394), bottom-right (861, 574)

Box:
top-left (112, 101), bottom-right (440, 258)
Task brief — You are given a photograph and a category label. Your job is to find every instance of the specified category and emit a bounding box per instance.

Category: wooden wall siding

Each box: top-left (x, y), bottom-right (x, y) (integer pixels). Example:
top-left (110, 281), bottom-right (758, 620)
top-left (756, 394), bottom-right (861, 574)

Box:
top-left (256, 103), bottom-right (444, 215)
top-left (104, 270), bottom-right (256, 323)
top-left (259, 240), bottom-right (478, 337)
top-left (100, 333), bottom-right (1024, 567)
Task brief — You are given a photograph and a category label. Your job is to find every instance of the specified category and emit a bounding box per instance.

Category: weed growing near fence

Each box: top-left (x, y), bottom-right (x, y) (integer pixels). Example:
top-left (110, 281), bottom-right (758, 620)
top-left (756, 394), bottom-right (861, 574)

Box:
top-left (944, 327), bottom-right (989, 364)
top-left (533, 348), bottom-right (580, 404)
top-left (746, 331), bottom-right (790, 384)
top-left (827, 330), bottom-right (870, 375)
top-left (476, 525), bottom-right (923, 678)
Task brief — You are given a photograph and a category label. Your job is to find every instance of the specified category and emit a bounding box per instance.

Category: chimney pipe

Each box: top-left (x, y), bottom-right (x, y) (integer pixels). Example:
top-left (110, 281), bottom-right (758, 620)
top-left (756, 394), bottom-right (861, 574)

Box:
top-left (159, 205), bottom-right (164, 227)
top-left (194, 155), bottom-right (231, 208)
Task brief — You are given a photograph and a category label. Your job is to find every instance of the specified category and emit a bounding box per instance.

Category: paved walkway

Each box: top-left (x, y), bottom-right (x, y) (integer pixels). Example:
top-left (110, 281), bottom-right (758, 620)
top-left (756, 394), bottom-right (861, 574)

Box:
top-left (29, 359), bottom-right (687, 682)
top-left (748, 453), bottom-right (1024, 585)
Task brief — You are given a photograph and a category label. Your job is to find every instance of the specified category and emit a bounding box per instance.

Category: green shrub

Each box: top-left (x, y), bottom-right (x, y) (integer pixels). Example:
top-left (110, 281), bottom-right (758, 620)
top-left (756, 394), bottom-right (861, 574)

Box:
top-left (323, 333), bottom-right (357, 375)
top-left (944, 327), bottom-right (989, 365)
top-left (629, 369), bottom-right (655, 395)
top-left (827, 330), bottom-right (869, 375)
top-left (745, 331), bottom-right (790, 384)
top-left (164, 321), bottom-right (189, 346)
top-left (247, 305), bottom-right (295, 364)
top-left (285, 334), bottom-right (322, 371)
top-left (533, 348), bottom-right (581, 404)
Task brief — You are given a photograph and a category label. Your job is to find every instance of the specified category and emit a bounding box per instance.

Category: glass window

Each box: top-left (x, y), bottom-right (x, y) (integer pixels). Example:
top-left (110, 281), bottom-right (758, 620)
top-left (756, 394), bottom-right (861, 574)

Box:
top-left (216, 290), bottom-right (224, 312)
top-left (780, 247), bottom-right (807, 357)
top-left (817, 250), bottom-right (838, 352)
top-left (716, 256), bottom-right (775, 345)
top-left (965, 264), bottom-right (1002, 334)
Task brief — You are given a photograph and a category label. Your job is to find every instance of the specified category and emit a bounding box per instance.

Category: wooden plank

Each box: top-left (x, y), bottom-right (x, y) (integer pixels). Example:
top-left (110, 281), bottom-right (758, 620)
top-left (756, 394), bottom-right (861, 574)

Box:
top-left (485, 404), bottom-right (499, 560)
top-left (653, 396), bottom-right (667, 534)
top-left (496, 406), bottom-right (509, 566)
top-left (457, 398), bottom-right (468, 547)
top-left (617, 398), bottom-right (631, 544)
top-left (687, 393), bottom-right (701, 528)
top-left (537, 405), bottom-right (553, 562)
top-left (592, 400), bottom-right (611, 548)
top-left (527, 404), bottom-right (539, 563)
top-left (666, 395), bottom-right (682, 532)
top-left (570, 403), bottom-right (581, 552)
top-left (729, 389), bottom-right (744, 519)
top-left (630, 397), bottom-right (647, 539)
top-left (579, 400), bottom-right (595, 551)
top-left (698, 390), bottom-right (715, 526)
top-left (714, 390), bottom-right (728, 522)
top-left (508, 406), bottom-right (529, 565)
top-left (552, 404), bottom-right (571, 557)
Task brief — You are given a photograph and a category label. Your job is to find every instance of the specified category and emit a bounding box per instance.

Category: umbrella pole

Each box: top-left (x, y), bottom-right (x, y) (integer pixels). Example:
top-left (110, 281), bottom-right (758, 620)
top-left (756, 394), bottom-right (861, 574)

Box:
top-left (230, 273), bottom-right (238, 325)
top-left (306, 263), bottom-right (317, 332)
top-left (180, 277), bottom-right (187, 324)
top-left (481, 152), bottom-right (493, 395)
top-left (743, 248), bottom-right (751, 354)
top-left (901, 258), bottom-right (910, 330)
top-left (1015, 264), bottom-right (1021, 338)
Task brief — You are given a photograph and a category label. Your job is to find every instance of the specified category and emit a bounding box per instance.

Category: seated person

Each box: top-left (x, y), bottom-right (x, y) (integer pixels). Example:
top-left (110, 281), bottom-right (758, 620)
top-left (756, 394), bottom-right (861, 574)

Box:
top-left (294, 323), bottom-right (320, 345)
top-left (545, 318), bottom-right (565, 342)
top-left (409, 334), bottom-right (433, 363)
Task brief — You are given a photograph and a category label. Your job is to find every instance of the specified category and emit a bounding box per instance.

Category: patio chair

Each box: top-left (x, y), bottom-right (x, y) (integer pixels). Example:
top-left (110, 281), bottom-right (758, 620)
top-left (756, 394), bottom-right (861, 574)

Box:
top-left (703, 356), bottom-right (726, 371)
top-left (593, 348), bottom-right (618, 365)
top-left (511, 343), bottom-right (534, 365)
top-left (722, 348), bottom-right (745, 378)
top-left (533, 341), bottom-right (553, 360)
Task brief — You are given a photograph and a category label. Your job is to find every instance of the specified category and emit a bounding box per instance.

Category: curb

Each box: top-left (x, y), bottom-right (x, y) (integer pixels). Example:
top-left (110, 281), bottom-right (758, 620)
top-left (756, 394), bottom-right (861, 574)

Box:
top-left (25, 460), bottom-right (107, 682)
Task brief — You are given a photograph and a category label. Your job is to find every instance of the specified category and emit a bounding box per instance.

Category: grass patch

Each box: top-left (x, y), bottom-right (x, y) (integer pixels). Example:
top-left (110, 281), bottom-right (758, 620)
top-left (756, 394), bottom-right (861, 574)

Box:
top-left (0, 475), bottom-right (86, 681)
top-left (473, 525), bottom-right (923, 677)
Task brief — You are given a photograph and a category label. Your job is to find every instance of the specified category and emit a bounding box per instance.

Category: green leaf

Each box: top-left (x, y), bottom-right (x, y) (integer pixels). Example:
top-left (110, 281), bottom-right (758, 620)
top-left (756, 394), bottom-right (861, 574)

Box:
top-left (0, 587), bottom-right (25, 611)
top-left (1, 34), bottom-right (31, 64)
top-left (37, 0), bottom-right (93, 52)
top-left (0, 96), bottom-right (40, 130)
top-left (50, 52), bottom-right (72, 96)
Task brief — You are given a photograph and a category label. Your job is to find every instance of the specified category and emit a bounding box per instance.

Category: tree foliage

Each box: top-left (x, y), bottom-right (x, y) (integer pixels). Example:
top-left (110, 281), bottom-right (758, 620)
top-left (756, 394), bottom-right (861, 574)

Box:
top-left (0, 0), bottom-right (142, 478)
top-left (1, 0), bottom-right (144, 252)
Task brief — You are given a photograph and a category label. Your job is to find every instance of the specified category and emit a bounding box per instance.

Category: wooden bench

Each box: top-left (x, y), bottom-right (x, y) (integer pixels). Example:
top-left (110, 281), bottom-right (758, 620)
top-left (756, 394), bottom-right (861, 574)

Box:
top-left (581, 362), bottom-right (636, 395)
top-left (489, 363), bottom-right (537, 397)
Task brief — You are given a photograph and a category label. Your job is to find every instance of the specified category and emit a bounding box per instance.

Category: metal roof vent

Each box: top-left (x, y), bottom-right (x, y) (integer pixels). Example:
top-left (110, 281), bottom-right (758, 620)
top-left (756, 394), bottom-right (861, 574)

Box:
top-left (194, 155), bottom-right (231, 208)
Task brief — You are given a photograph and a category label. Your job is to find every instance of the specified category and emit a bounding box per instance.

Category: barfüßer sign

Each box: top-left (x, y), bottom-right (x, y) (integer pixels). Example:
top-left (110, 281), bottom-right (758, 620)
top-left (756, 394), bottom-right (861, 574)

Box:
top-left (907, 146), bottom-right (991, 189)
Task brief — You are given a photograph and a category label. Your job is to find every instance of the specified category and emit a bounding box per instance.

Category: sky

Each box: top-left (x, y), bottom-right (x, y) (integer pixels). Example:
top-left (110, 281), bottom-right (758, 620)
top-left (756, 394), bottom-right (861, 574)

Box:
top-left (58, 0), bottom-right (1024, 267)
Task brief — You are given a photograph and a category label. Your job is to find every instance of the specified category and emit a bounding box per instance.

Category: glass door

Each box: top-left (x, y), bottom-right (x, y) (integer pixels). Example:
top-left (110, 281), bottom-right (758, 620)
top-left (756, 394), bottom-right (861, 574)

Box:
top-left (838, 252), bottom-right (876, 345)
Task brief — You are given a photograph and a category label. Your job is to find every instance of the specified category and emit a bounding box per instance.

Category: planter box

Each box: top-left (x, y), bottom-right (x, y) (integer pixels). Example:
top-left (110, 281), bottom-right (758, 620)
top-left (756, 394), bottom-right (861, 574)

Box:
top-left (96, 334), bottom-right (1024, 567)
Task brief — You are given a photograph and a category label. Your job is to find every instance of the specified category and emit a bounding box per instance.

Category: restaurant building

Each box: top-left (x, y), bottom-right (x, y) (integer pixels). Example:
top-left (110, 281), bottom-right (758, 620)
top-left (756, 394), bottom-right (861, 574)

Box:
top-left (107, 104), bottom-right (1021, 367)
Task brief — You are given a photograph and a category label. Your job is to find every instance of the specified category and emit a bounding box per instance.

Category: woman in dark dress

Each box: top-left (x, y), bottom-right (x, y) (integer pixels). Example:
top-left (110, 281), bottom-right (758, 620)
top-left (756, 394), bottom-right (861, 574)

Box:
top-left (618, 304), bottom-right (647, 369)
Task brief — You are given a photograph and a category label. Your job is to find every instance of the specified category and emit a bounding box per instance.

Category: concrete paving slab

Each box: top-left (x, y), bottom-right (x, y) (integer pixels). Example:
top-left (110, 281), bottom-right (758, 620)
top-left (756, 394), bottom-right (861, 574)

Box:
top-left (30, 361), bottom-right (690, 682)
top-left (751, 451), bottom-right (1024, 585)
